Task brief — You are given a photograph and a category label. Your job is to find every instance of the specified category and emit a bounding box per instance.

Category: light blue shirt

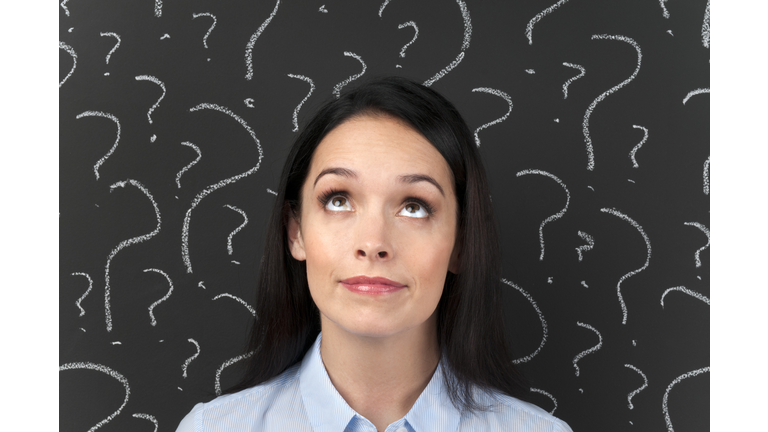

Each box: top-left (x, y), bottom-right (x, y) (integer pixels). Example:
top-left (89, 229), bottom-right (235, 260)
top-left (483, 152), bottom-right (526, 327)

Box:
top-left (176, 333), bottom-right (573, 432)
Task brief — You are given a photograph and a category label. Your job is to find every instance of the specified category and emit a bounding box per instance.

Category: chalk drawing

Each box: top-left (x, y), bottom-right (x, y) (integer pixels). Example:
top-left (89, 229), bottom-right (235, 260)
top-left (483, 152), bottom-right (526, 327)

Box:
top-left (332, 52), bottom-right (367, 98)
top-left (625, 364), bottom-right (648, 409)
top-left (142, 268), bottom-right (173, 326)
top-left (319, 5), bottom-right (328, 13)
top-left (59, 42), bottom-right (77, 88)
top-left (59, 362), bottom-right (130, 432)
top-left (600, 208), bottom-right (651, 325)
top-left (192, 13), bottom-right (217, 59)
top-left (112, 341), bottom-right (121, 345)
top-left (61, 0), bottom-right (70, 16)
top-left (182, 338), bottom-right (201, 378)
top-left (587, 186), bottom-right (594, 191)
top-left (629, 125), bottom-right (648, 168)
top-left (471, 88), bottom-right (513, 147)
top-left (287, 74), bottom-right (315, 132)
top-left (213, 293), bottom-right (257, 316)
top-left (378, 0), bottom-right (392, 17)
top-left (245, 0), bottom-right (280, 80)
top-left (215, 351), bottom-right (256, 395)
top-left (72, 272), bottom-right (93, 317)
top-left (682, 88), bottom-right (709, 105)
top-left (583, 35), bottom-right (642, 171)
top-left (575, 231), bottom-right (594, 261)
top-left (702, 0), bottom-right (710, 48)
top-left (573, 321), bottom-right (602, 377)
top-left (176, 142), bottom-right (202, 188)
top-left (75, 111), bottom-right (120, 180)
top-left (562, 63), bottom-right (585, 99)
top-left (183, 104), bottom-right (263, 273)
top-left (423, 0), bottom-right (471, 87)
top-left (397, 21), bottom-right (419, 58)
top-left (581, 281), bottom-right (588, 288)
top-left (525, 0), bottom-right (571, 45)
top-left (105, 180), bottom-right (162, 331)
top-left (667, 30), bottom-right (674, 36)
top-left (501, 278), bottom-right (548, 363)
top-left (160, 34), bottom-right (170, 40)
top-left (530, 388), bottom-right (558, 415)
top-left (154, 0), bottom-right (162, 17)
top-left (69, 27), bottom-right (74, 32)
top-left (663, 367), bottom-right (709, 432)
top-left (661, 286), bottom-right (710, 307)
top-left (134, 75), bottom-right (166, 124)
top-left (224, 205), bottom-right (249, 255)
top-left (81, 328), bottom-right (86, 332)
top-left (628, 179), bottom-right (635, 183)
top-left (516, 170), bottom-right (570, 260)
top-left (198, 281), bottom-right (206, 289)
top-left (267, 188), bottom-right (278, 196)
top-left (232, 260), bottom-right (241, 264)
top-left (659, 0), bottom-right (670, 18)
top-left (131, 414), bottom-right (158, 432)
top-left (683, 222), bottom-right (710, 268)
top-left (99, 33), bottom-right (121, 64)
top-left (525, 69), bottom-right (535, 74)
top-left (244, 98), bottom-right (255, 108)
top-left (703, 157), bottom-right (710, 195)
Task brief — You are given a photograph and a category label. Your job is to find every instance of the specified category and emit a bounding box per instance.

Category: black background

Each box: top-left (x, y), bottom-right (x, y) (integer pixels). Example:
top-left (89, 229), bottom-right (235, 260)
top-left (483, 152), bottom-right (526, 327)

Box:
top-left (60, 0), bottom-right (709, 430)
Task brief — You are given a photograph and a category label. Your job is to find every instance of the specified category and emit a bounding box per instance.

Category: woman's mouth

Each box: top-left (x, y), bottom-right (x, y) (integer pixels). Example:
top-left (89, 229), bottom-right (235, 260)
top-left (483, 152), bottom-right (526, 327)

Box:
top-left (340, 276), bottom-right (406, 294)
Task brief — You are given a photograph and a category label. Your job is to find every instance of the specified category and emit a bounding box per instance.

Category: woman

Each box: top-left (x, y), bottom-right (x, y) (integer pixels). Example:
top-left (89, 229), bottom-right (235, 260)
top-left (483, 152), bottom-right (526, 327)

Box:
top-left (176, 76), bottom-right (572, 432)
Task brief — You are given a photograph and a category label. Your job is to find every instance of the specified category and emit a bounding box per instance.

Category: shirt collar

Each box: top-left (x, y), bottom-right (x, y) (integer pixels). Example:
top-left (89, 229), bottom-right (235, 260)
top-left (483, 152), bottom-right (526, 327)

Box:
top-left (299, 332), bottom-right (461, 432)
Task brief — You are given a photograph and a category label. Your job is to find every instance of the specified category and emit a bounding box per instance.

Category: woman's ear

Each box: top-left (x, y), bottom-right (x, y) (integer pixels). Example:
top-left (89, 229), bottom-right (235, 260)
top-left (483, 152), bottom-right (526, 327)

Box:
top-left (287, 212), bottom-right (307, 262)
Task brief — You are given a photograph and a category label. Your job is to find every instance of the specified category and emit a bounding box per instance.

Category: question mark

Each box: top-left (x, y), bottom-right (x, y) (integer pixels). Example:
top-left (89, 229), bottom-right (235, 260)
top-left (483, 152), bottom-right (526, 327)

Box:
top-left (561, 63), bottom-right (585, 99)
top-left (395, 21), bottom-right (419, 68)
top-left (142, 268), bottom-right (173, 326)
top-left (71, 272), bottom-right (93, 316)
top-left (223, 205), bottom-right (248, 255)
top-left (76, 111), bottom-right (121, 180)
top-left (59, 41), bottom-right (77, 88)
top-left (215, 350), bottom-right (255, 395)
top-left (135, 75), bottom-right (166, 142)
top-left (192, 13), bottom-right (216, 61)
top-left (287, 74), bottom-right (315, 131)
top-left (176, 142), bottom-right (202, 188)
top-left (182, 338), bottom-right (201, 378)
top-left (99, 32), bottom-right (121, 76)
top-left (471, 87), bottom-right (513, 147)
top-left (59, 362), bottom-right (131, 432)
top-left (572, 321), bottom-right (602, 377)
top-left (516, 170), bottom-right (570, 261)
top-left (624, 364), bottom-right (648, 409)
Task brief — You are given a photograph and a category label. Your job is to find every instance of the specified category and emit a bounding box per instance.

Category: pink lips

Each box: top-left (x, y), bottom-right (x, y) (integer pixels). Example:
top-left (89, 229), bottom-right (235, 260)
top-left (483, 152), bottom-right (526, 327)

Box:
top-left (340, 276), bottom-right (406, 294)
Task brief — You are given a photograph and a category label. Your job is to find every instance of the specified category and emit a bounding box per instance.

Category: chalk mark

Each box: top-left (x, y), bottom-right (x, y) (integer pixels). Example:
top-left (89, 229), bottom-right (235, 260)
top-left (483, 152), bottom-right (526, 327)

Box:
top-left (573, 321), bottom-right (602, 377)
top-left (423, 0), bottom-right (471, 87)
top-left (72, 272), bottom-right (93, 317)
top-left (575, 231), bottom-right (594, 261)
top-left (502, 279), bottom-right (548, 363)
top-left (76, 111), bottom-right (120, 180)
top-left (683, 88), bottom-right (709, 105)
top-left (131, 414), bottom-right (158, 432)
top-left (192, 13), bottom-right (217, 49)
top-left (176, 142), bottom-right (202, 188)
top-left (702, 0), bottom-right (710, 48)
top-left (530, 388), bottom-right (557, 415)
top-left (154, 0), bottom-right (162, 17)
top-left (471, 88), bottom-right (513, 147)
top-left (224, 205), bottom-right (249, 255)
top-left (332, 52), bottom-right (367, 98)
top-left (59, 42), bottom-right (77, 88)
top-left (182, 338), bottom-right (201, 378)
top-left (135, 75), bottom-right (166, 124)
top-left (516, 170), bottom-right (570, 260)
top-left (245, 0), bottom-right (280, 80)
top-left (143, 268), bottom-right (173, 327)
top-left (397, 21), bottom-right (419, 58)
top-left (216, 351), bottom-right (256, 395)
top-left (661, 286), bottom-right (710, 307)
top-left (526, 0), bottom-right (571, 45)
top-left (629, 125), bottom-right (648, 168)
top-left (625, 364), bottom-right (648, 409)
top-left (663, 367), bottom-right (709, 432)
top-left (59, 362), bottom-right (130, 432)
top-left (287, 74), bottom-right (315, 132)
top-left (378, 0), bottom-right (392, 17)
top-left (703, 157), bottom-right (710, 195)
top-left (99, 33), bottom-right (121, 64)
top-left (683, 222), bottom-right (710, 268)
top-left (659, 0), bottom-right (670, 18)
top-left (61, 0), bottom-right (70, 16)
top-left (213, 293), bottom-right (256, 317)
top-left (562, 62), bottom-right (585, 99)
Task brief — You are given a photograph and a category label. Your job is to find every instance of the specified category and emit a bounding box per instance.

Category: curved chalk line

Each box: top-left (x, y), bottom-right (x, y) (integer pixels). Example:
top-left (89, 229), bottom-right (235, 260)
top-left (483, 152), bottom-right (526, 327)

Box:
top-left (134, 75), bottom-right (166, 124)
top-left (182, 338), bottom-right (201, 378)
top-left (562, 62), bottom-right (585, 99)
top-left (663, 367), bottom-right (709, 432)
top-left (575, 231), bottom-right (594, 261)
top-left (183, 103), bottom-right (263, 274)
top-left (516, 170), bottom-right (570, 261)
top-left (155, 0), bottom-right (162, 17)
top-left (583, 35), bottom-right (642, 171)
top-left (573, 321), bottom-right (602, 377)
top-left (213, 293), bottom-right (257, 317)
top-left (629, 125), bottom-right (648, 168)
top-left (501, 278), bottom-right (548, 363)
top-left (525, 0), bottom-right (571, 45)
top-left (72, 272), bottom-right (93, 317)
top-left (131, 414), bottom-right (158, 432)
top-left (530, 388), bottom-right (557, 415)
top-left (286, 74), bottom-right (315, 132)
top-left (600, 208), bottom-right (651, 325)
top-left (176, 142), bottom-right (202, 188)
top-left (397, 21), bottom-right (419, 57)
top-left (99, 33), bottom-right (121, 64)
top-left (216, 350), bottom-right (256, 395)
top-left (143, 268), bottom-right (173, 326)
top-left (378, 0), bottom-right (392, 17)
top-left (703, 157), bottom-right (710, 195)
top-left (76, 111), bottom-right (121, 180)
top-left (245, 0), bottom-right (280, 80)
top-left (332, 52), bottom-right (367, 98)
top-left (683, 222), bottom-right (710, 268)
top-left (224, 205), bottom-right (249, 255)
top-left (659, 0), bottom-right (670, 19)
top-left (661, 286), bottom-right (710, 307)
top-left (105, 180), bottom-right (162, 332)
top-left (59, 362), bottom-right (130, 432)
top-left (471, 87), bottom-right (513, 147)
top-left (61, 0), bottom-right (70, 16)
top-left (682, 88), bottom-right (709, 105)
top-left (192, 13), bottom-right (217, 49)
top-left (702, 0), bottom-right (710, 48)
top-left (423, 0), bottom-right (471, 87)
top-left (625, 364), bottom-right (648, 409)
top-left (59, 41), bottom-right (77, 88)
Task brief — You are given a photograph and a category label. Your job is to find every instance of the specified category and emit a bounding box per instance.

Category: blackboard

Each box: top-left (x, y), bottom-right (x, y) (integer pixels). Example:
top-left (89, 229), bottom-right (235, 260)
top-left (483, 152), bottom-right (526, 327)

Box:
top-left (59, 0), bottom-right (710, 430)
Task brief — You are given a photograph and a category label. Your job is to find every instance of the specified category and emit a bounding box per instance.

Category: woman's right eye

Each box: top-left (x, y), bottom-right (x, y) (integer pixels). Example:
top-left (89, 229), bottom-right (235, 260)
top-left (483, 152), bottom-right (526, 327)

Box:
top-left (326, 195), bottom-right (352, 211)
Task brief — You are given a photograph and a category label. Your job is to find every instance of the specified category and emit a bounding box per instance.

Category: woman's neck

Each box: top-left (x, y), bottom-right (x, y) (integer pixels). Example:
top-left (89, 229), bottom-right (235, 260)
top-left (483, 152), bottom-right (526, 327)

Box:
top-left (319, 312), bottom-right (440, 432)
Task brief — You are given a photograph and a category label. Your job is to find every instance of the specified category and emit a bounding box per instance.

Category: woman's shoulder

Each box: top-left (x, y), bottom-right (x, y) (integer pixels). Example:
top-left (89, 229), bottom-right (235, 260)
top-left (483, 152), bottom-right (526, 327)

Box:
top-left (460, 389), bottom-right (574, 432)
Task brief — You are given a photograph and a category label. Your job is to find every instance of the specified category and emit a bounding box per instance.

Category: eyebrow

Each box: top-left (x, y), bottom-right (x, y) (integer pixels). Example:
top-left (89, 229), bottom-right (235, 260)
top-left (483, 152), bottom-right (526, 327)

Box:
top-left (313, 167), bottom-right (445, 197)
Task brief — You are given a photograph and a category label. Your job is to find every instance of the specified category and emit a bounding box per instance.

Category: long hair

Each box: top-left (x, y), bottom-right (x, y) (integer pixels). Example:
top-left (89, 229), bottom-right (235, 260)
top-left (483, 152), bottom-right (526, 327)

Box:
top-left (225, 76), bottom-right (529, 413)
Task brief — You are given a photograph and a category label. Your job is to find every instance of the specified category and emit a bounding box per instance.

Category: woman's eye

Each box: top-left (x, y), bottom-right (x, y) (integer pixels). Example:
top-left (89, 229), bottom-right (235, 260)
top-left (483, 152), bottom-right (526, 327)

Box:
top-left (326, 196), bottom-right (352, 211)
top-left (399, 203), bottom-right (429, 218)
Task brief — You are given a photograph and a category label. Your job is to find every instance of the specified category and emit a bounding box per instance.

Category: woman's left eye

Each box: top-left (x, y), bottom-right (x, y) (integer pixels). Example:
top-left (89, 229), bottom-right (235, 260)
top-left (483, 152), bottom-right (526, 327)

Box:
top-left (399, 202), bottom-right (430, 218)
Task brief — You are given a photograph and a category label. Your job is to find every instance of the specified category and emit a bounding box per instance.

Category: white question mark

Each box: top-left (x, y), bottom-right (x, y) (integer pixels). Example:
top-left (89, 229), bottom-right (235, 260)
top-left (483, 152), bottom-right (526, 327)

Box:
top-left (572, 321), bottom-right (602, 377)
top-left (624, 364), bottom-right (648, 409)
top-left (471, 87), bottom-right (512, 147)
top-left (75, 110), bottom-right (121, 180)
top-left (142, 268), bottom-right (173, 326)
top-left (99, 32), bottom-right (121, 76)
top-left (176, 141), bottom-right (202, 188)
top-left (515, 170), bottom-right (570, 261)
top-left (134, 75), bottom-right (166, 142)
top-left (182, 338), bottom-right (201, 378)
top-left (396, 21), bottom-right (418, 68)
top-left (192, 13), bottom-right (216, 61)
top-left (287, 74), bottom-right (315, 132)
top-left (59, 362), bottom-right (131, 432)
top-left (223, 205), bottom-right (248, 255)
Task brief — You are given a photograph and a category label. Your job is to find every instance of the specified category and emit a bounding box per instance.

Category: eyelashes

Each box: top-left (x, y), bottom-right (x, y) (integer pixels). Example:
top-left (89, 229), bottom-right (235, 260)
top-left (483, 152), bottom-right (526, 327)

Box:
top-left (317, 188), bottom-right (436, 217)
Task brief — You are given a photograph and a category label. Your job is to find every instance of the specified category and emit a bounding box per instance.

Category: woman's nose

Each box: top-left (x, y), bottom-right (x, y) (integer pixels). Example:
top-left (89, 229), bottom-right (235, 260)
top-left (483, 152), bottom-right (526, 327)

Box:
top-left (355, 209), bottom-right (392, 261)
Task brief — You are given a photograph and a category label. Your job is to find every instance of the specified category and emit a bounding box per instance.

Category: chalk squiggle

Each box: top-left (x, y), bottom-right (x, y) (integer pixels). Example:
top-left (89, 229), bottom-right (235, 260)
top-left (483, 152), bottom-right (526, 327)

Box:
top-left (625, 364), bottom-right (648, 409)
top-left (471, 88), bottom-right (512, 147)
top-left (245, 0), bottom-right (280, 80)
top-left (216, 351), bottom-right (256, 395)
top-left (525, 0), bottom-right (571, 45)
top-left (99, 33), bottom-right (121, 64)
top-left (530, 388), bottom-right (557, 414)
top-left (59, 362), bottom-right (130, 432)
top-left (661, 286), bottom-right (710, 307)
top-left (583, 35), bottom-right (642, 171)
top-left (332, 52), bottom-right (367, 98)
top-left (176, 142), bottom-right (202, 188)
top-left (131, 414), bottom-right (158, 432)
top-left (501, 278), bottom-right (548, 363)
top-left (663, 367), bottom-right (709, 432)
top-left (224, 205), bottom-right (249, 255)
top-left (183, 104), bottom-right (263, 273)
top-left (143, 268), bottom-right (173, 326)
top-left (702, 0), bottom-right (710, 48)
top-left (703, 157), bottom-right (710, 195)
top-left (682, 88), bottom-right (709, 105)
top-left (61, 0), bottom-right (70, 16)
top-left (683, 222), bottom-right (710, 268)
top-left (573, 321), bottom-right (602, 377)
top-left (182, 338), bottom-right (201, 378)
top-left (629, 125), bottom-right (648, 168)
top-left (397, 21), bottom-right (419, 57)
top-left (105, 180), bottom-right (162, 331)
top-left (134, 75), bottom-right (166, 124)
top-left (600, 208), bottom-right (651, 325)
top-left (423, 0), bottom-right (471, 87)
top-left (378, 0), bottom-right (392, 17)
top-left (659, 0), bottom-right (670, 18)
top-left (562, 63), bottom-right (585, 99)
top-left (516, 170), bottom-right (570, 261)
top-left (192, 13), bottom-right (217, 49)
top-left (575, 231), bottom-right (594, 261)
top-left (76, 111), bottom-right (120, 180)
top-left (59, 42), bottom-right (77, 88)
top-left (213, 293), bottom-right (257, 316)
top-left (287, 74), bottom-right (315, 132)
top-left (72, 272), bottom-right (93, 317)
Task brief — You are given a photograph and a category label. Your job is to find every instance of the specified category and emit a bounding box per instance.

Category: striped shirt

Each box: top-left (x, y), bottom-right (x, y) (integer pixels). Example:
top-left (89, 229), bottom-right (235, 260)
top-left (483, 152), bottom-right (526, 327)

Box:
top-left (175, 333), bottom-right (572, 432)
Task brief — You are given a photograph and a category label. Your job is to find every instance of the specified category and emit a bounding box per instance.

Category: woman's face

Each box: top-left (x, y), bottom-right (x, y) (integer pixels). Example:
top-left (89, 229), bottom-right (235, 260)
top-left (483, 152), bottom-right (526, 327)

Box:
top-left (288, 114), bottom-right (460, 339)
